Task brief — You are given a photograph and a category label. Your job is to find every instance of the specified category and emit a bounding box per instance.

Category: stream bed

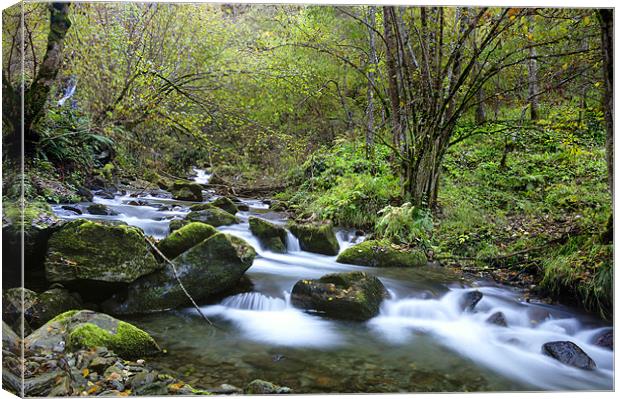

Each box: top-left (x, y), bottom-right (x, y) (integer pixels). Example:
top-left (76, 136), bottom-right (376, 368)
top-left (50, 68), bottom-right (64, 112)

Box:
top-left (50, 170), bottom-right (614, 393)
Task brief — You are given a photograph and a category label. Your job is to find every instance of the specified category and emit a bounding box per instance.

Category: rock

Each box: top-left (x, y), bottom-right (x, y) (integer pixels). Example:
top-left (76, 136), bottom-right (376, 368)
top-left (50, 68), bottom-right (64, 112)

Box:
top-left (168, 219), bottom-right (190, 233)
top-left (2, 321), bottom-right (20, 354)
top-left (3, 287), bottom-right (82, 330)
top-left (336, 240), bottom-right (427, 268)
top-left (127, 200), bottom-right (148, 206)
top-left (210, 384), bottom-right (244, 394)
top-left (25, 310), bottom-right (160, 359)
top-left (237, 204), bottom-right (250, 211)
top-left (98, 189), bottom-right (116, 200)
top-left (86, 204), bottom-right (117, 215)
top-left (249, 217), bottom-right (287, 253)
top-left (291, 271), bottom-right (388, 321)
top-left (170, 181), bottom-right (203, 202)
top-left (460, 290), bottom-right (483, 311)
top-left (289, 222), bottom-right (339, 255)
top-left (245, 379), bottom-right (291, 394)
top-left (24, 370), bottom-right (66, 396)
top-left (186, 207), bottom-right (239, 227)
top-left (61, 205), bottom-right (82, 214)
top-left (103, 233), bottom-right (256, 314)
top-left (2, 201), bottom-right (61, 287)
top-left (44, 219), bottom-right (161, 285)
top-left (593, 329), bottom-right (613, 350)
top-left (542, 341), bottom-right (596, 370)
top-left (157, 222), bottom-right (218, 259)
top-left (485, 311), bottom-right (507, 327)
top-left (269, 201), bottom-right (288, 212)
top-left (77, 187), bottom-right (94, 202)
top-left (211, 196), bottom-right (239, 215)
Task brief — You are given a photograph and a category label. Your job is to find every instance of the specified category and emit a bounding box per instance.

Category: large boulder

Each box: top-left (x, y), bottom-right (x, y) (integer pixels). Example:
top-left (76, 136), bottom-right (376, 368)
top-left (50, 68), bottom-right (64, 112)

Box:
top-left (288, 222), bottom-right (339, 255)
top-left (168, 219), bottom-right (191, 233)
top-left (290, 271), bottom-right (388, 321)
top-left (249, 217), bottom-right (287, 253)
top-left (186, 207), bottom-right (239, 227)
top-left (157, 222), bottom-right (217, 259)
top-left (593, 329), bottom-right (613, 350)
top-left (245, 379), bottom-right (291, 394)
top-left (2, 201), bottom-right (61, 287)
top-left (336, 240), bottom-right (427, 267)
top-left (542, 341), bottom-right (596, 370)
top-left (44, 219), bottom-right (161, 285)
top-left (3, 287), bottom-right (81, 333)
top-left (103, 233), bottom-right (256, 314)
top-left (86, 203), bottom-right (118, 216)
top-left (170, 181), bottom-right (203, 202)
top-left (2, 321), bottom-right (20, 354)
top-left (25, 310), bottom-right (160, 359)
top-left (211, 197), bottom-right (239, 215)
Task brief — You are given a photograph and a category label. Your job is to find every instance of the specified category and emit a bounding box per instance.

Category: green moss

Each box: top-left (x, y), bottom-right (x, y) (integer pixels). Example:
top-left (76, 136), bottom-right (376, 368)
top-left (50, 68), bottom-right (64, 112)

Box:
top-left (289, 222), bottom-right (339, 255)
top-left (170, 181), bottom-right (203, 201)
top-left (68, 321), bottom-right (160, 358)
top-left (186, 207), bottom-right (239, 227)
top-left (211, 197), bottom-right (238, 215)
top-left (158, 222), bottom-right (217, 259)
top-left (49, 310), bottom-right (80, 323)
top-left (336, 240), bottom-right (427, 267)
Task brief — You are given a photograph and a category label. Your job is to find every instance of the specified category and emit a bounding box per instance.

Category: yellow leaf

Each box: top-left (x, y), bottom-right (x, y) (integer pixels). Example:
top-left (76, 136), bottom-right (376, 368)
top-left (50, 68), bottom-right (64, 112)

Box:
top-left (562, 63), bottom-right (568, 70)
top-left (527, 33), bottom-right (533, 40)
top-left (82, 368), bottom-right (89, 377)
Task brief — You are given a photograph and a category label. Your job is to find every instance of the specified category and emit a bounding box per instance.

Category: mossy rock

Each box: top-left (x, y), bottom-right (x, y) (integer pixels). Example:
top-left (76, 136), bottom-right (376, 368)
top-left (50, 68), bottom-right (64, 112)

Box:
top-left (186, 207), bottom-right (239, 227)
top-left (211, 197), bottom-right (239, 215)
top-left (25, 310), bottom-right (160, 359)
top-left (168, 219), bottom-right (191, 233)
top-left (290, 271), bottom-right (388, 321)
top-left (288, 222), bottom-right (339, 255)
top-left (2, 200), bottom-right (61, 286)
top-left (336, 240), bottom-right (427, 267)
top-left (44, 219), bottom-right (161, 284)
top-left (86, 203), bottom-right (118, 215)
top-left (157, 222), bottom-right (218, 259)
top-left (103, 233), bottom-right (256, 314)
top-left (269, 201), bottom-right (288, 212)
top-left (249, 217), bottom-right (287, 253)
top-left (170, 181), bottom-right (203, 202)
top-left (245, 379), bottom-right (291, 394)
top-left (2, 287), bottom-right (82, 331)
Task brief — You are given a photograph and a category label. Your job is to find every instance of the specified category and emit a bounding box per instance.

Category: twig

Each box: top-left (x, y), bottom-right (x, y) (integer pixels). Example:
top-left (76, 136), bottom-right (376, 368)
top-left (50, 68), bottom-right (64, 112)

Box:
top-left (144, 236), bottom-right (215, 327)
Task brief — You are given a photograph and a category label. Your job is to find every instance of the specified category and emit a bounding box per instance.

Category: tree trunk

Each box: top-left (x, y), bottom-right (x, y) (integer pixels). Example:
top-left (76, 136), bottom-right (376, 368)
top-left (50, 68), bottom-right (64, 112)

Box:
top-left (383, 6), bottom-right (402, 152)
top-left (365, 6), bottom-right (377, 164)
top-left (527, 14), bottom-right (540, 121)
top-left (599, 9), bottom-right (613, 196)
top-left (22, 2), bottom-right (72, 153)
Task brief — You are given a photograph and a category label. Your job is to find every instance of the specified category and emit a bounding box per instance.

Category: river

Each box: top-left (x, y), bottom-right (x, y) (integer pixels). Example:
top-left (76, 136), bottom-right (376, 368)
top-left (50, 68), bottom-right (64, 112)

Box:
top-left (50, 169), bottom-right (613, 393)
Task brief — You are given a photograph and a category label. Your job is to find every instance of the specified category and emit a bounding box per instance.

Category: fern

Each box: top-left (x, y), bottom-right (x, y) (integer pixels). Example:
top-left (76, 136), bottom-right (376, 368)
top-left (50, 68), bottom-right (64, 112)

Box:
top-left (376, 202), bottom-right (433, 247)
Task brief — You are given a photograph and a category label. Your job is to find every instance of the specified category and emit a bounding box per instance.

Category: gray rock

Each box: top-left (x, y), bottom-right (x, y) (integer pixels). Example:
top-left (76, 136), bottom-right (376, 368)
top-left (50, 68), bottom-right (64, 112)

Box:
top-left (485, 311), bottom-right (507, 327)
top-left (245, 379), bottom-right (291, 394)
top-left (460, 290), bottom-right (483, 312)
top-left (542, 341), bottom-right (596, 370)
top-left (593, 329), bottom-right (613, 350)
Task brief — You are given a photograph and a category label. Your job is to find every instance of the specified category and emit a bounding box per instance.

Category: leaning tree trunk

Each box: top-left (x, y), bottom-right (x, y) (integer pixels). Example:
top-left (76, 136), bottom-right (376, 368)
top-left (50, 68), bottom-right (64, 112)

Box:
top-left (22, 2), bottom-right (72, 153)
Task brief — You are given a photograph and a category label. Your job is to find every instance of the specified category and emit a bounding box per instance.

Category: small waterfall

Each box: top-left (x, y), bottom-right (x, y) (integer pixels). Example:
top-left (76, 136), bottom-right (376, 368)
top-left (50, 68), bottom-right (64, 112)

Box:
top-left (285, 230), bottom-right (301, 252)
top-left (192, 167), bottom-right (211, 184)
top-left (221, 292), bottom-right (287, 311)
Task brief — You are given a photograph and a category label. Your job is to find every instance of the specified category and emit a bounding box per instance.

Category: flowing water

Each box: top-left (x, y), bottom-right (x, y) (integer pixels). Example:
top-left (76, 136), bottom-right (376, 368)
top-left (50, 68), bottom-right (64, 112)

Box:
top-left (50, 170), bottom-right (614, 393)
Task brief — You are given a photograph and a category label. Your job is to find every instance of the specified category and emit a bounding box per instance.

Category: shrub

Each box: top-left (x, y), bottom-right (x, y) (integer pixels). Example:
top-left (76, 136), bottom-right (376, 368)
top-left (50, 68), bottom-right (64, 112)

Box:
top-left (375, 202), bottom-right (433, 247)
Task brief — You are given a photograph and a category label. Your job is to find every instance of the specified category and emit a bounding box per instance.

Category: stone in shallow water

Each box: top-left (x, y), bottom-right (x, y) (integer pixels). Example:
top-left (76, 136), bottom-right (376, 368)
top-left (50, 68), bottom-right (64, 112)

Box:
top-left (288, 222), bottom-right (339, 255)
top-left (485, 311), bottom-right (507, 327)
top-left (459, 290), bottom-right (483, 312)
top-left (245, 379), bottom-right (291, 394)
top-left (249, 216), bottom-right (287, 253)
top-left (336, 239), bottom-right (426, 267)
top-left (157, 222), bottom-right (218, 259)
top-left (542, 341), bottom-right (596, 370)
top-left (593, 330), bottom-right (613, 350)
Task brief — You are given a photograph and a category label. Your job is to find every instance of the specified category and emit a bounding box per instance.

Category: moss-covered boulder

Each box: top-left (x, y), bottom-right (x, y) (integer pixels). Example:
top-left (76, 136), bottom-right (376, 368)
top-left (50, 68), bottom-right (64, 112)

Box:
top-left (103, 233), bottom-right (256, 314)
top-left (2, 287), bottom-right (82, 332)
top-left (211, 197), bottom-right (239, 215)
top-left (290, 271), bottom-right (388, 321)
top-left (44, 219), bottom-right (161, 284)
top-left (186, 207), bottom-right (239, 227)
top-left (86, 203), bottom-right (118, 216)
top-left (249, 217), bottom-right (287, 253)
top-left (157, 222), bottom-right (218, 259)
top-left (288, 222), bottom-right (339, 255)
top-left (170, 181), bottom-right (203, 202)
top-left (336, 240), bottom-right (427, 267)
top-left (2, 200), bottom-right (61, 287)
top-left (25, 310), bottom-right (160, 359)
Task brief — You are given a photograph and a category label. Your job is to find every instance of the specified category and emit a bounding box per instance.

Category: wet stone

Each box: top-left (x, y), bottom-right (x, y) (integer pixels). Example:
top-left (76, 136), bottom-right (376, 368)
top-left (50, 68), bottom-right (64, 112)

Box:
top-left (486, 312), bottom-right (508, 327)
top-left (542, 341), bottom-right (596, 370)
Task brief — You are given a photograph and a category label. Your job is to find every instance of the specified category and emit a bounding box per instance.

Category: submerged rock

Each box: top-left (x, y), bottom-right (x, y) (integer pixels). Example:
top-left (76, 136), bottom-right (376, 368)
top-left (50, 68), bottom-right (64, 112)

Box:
top-left (86, 203), bottom-right (117, 215)
top-left (103, 233), bottom-right (256, 314)
top-left (289, 222), bottom-right (339, 255)
top-left (542, 341), bottom-right (596, 370)
top-left (291, 271), bottom-right (388, 321)
top-left (3, 287), bottom-right (82, 331)
top-left (460, 290), bottom-right (483, 312)
top-left (245, 379), bottom-right (291, 394)
top-left (157, 222), bottom-right (218, 259)
top-left (44, 219), bottom-right (161, 284)
top-left (211, 196), bottom-right (239, 215)
top-left (593, 329), bottom-right (613, 350)
top-left (485, 311), bottom-right (507, 327)
top-left (336, 240), bottom-right (427, 268)
top-left (186, 207), bottom-right (239, 227)
top-left (170, 181), bottom-right (203, 202)
top-left (249, 217), bottom-right (287, 253)
top-left (25, 310), bottom-right (160, 359)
